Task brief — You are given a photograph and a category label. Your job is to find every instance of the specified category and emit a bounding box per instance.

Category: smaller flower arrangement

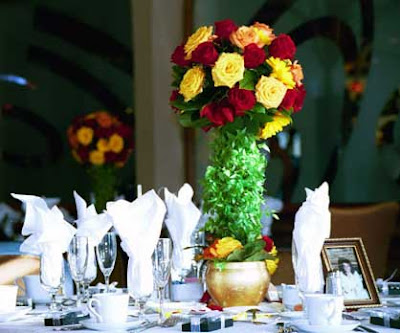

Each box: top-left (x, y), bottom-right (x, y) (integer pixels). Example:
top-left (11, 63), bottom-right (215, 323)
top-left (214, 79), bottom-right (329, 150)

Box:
top-left (67, 110), bottom-right (134, 211)
top-left (67, 110), bottom-right (133, 168)
top-left (201, 235), bottom-right (279, 275)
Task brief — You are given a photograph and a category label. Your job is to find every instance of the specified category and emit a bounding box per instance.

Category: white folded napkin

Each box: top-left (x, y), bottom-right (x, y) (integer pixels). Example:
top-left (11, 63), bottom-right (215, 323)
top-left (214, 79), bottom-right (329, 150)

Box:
top-left (11, 193), bottom-right (76, 288)
top-left (292, 182), bottom-right (331, 293)
top-left (164, 184), bottom-right (201, 272)
top-left (106, 190), bottom-right (166, 298)
top-left (73, 191), bottom-right (112, 245)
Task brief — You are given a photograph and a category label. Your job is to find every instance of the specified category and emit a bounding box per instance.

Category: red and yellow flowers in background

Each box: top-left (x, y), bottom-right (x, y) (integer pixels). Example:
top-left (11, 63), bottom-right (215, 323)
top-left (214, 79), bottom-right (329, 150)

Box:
top-left (67, 111), bottom-right (133, 168)
top-left (169, 19), bottom-right (306, 139)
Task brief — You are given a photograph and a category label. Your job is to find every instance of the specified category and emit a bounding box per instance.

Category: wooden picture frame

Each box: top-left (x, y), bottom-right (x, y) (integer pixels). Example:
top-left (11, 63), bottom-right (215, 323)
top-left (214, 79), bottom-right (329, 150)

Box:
top-left (321, 238), bottom-right (381, 309)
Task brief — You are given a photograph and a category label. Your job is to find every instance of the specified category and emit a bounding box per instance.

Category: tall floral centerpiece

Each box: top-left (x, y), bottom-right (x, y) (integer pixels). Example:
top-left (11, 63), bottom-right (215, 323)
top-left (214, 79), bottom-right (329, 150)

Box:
top-left (170, 19), bottom-right (305, 306)
top-left (67, 111), bottom-right (134, 211)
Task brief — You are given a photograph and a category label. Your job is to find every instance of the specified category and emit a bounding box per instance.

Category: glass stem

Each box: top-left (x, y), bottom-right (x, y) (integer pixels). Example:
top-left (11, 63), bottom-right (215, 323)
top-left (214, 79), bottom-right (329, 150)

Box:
top-left (75, 281), bottom-right (81, 306)
top-left (105, 274), bottom-right (110, 293)
top-left (49, 292), bottom-right (57, 311)
top-left (158, 287), bottom-right (164, 324)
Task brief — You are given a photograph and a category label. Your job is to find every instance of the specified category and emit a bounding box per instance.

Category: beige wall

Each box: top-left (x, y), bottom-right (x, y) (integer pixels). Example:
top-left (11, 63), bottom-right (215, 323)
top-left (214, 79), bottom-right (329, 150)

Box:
top-left (131, 0), bottom-right (184, 193)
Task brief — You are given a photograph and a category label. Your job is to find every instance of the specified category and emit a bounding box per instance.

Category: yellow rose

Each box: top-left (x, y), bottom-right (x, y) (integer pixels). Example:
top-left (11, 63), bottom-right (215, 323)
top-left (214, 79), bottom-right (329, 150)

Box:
top-left (184, 26), bottom-right (213, 59)
top-left (252, 22), bottom-right (276, 47)
top-left (266, 57), bottom-right (296, 89)
top-left (259, 113), bottom-right (292, 139)
top-left (109, 134), bottom-right (124, 153)
top-left (179, 67), bottom-right (205, 102)
top-left (76, 126), bottom-right (94, 146)
top-left (229, 26), bottom-right (259, 49)
top-left (97, 138), bottom-right (110, 152)
top-left (214, 237), bottom-right (243, 259)
top-left (89, 150), bottom-right (105, 165)
top-left (255, 76), bottom-right (287, 109)
top-left (266, 257), bottom-right (279, 275)
top-left (212, 53), bottom-right (244, 88)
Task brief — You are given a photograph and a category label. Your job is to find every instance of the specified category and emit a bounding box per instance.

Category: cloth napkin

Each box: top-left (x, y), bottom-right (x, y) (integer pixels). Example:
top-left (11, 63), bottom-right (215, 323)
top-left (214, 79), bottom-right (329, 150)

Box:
top-left (164, 184), bottom-right (201, 273)
top-left (11, 193), bottom-right (76, 288)
top-left (106, 190), bottom-right (166, 298)
top-left (292, 182), bottom-right (331, 293)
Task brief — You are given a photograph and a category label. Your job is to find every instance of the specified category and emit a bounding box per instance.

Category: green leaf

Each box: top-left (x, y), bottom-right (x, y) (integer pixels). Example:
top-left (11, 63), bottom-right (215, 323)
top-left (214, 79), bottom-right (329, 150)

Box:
top-left (178, 113), bottom-right (210, 128)
top-left (244, 250), bottom-right (275, 262)
top-left (251, 103), bottom-right (266, 114)
top-left (239, 70), bottom-right (257, 90)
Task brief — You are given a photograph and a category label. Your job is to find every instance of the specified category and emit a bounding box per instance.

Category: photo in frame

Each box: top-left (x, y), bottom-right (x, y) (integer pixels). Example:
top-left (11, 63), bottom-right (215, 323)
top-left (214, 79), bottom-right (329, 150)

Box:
top-left (321, 238), bottom-right (381, 309)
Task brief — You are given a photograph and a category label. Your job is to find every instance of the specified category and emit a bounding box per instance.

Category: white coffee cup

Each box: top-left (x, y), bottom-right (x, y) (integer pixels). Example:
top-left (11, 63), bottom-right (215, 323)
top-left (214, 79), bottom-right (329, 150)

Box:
top-left (281, 284), bottom-right (302, 310)
top-left (22, 275), bottom-right (51, 304)
top-left (305, 294), bottom-right (344, 326)
top-left (87, 293), bottom-right (129, 324)
top-left (0, 285), bottom-right (18, 313)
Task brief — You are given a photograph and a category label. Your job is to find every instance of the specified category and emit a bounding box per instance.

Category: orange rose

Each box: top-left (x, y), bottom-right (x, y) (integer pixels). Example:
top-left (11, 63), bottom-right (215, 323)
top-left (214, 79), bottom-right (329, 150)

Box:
top-left (291, 61), bottom-right (304, 86)
top-left (229, 26), bottom-right (259, 49)
top-left (67, 126), bottom-right (79, 149)
top-left (252, 22), bottom-right (276, 47)
top-left (96, 111), bottom-right (113, 128)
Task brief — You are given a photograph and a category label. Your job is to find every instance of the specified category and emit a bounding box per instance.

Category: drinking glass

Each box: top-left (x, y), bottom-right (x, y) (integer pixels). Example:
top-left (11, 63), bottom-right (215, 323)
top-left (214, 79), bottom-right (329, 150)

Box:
top-left (40, 252), bottom-right (64, 312)
top-left (68, 236), bottom-right (89, 305)
top-left (96, 232), bottom-right (117, 292)
top-left (82, 245), bottom-right (97, 301)
top-left (152, 238), bottom-right (172, 324)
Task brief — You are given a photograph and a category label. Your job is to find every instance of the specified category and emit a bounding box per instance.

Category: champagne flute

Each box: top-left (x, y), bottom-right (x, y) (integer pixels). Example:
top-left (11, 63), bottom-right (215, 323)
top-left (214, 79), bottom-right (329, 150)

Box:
top-left (96, 232), bottom-right (117, 292)
top-left (40, 251), bottom-right (64, 312)
top-left (152, 238), bottom-right (172, 324)
top-left (68, 236), bottom-right (89, 305)
top-left (82, 244), bottom-right (97, 301)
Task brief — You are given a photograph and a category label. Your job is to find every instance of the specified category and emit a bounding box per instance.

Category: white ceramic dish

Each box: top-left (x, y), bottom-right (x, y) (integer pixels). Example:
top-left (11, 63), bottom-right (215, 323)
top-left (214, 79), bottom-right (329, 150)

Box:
top-left (291, 319), bottom-right (359, 332)
top-left (81, 317), bottom-right (144, 331)
top-left (0, 306), bottom-right (31, 322)
top-left (146, 301), bottom-right (207, 313)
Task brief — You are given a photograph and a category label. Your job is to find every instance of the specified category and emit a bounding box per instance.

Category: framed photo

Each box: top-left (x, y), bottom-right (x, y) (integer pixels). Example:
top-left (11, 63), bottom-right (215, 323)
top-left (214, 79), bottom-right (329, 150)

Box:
top-left (321, 238), bottom-right (380, 309)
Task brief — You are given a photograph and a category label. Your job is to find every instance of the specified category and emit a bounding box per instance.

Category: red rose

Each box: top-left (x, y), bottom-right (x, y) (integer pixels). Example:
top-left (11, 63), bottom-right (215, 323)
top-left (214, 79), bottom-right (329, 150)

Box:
top-left (105, 151), bottom-right (118, 163)
top-left (262, 235), bottom-right (274, 253)
top-left (279, 88), bottom-right (297, 111)
top-left (268, 34), bottom-right (296, 60)
top-left (77, 147), bottom-right (89, 162)
top-left (116, 124), bottom-right (133, 138)
top-left (243, 43), bottom-right (266, 68)
top-left (228, 86), bottom-right (256, 115)
top-left (215, 19), bottom-right (238, 39)
top-left (191, 42), bottom-right (219, 66)
top-left (200, 100), bottom-right (235, 127)
top-left (171, 45), bottom-right (191, 66)
top-left (293, 85), bottom-right (306, 112)
top-left (94, 127), bottom-right (113, 138)
top-left (169, 90), bottom-right (180, 112)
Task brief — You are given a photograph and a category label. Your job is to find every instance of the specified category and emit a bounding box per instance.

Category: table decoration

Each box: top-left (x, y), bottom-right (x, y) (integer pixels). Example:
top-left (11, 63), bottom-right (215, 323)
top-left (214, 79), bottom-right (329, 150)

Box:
top-left (169, 19), bottom-right (305, 307)
top-left (67, 110), bottom-right (134, 211)
top-left (292, 182), bottom-right (330, 298)
top-left (11, 193), bottom-right (76, 311)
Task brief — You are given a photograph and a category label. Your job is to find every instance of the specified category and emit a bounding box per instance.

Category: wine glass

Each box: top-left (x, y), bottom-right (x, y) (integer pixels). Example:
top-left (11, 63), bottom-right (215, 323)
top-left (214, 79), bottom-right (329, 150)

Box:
top-left (68, 236), bottom-right (89, 305)
top-left (40, 252), bottom-right (65, 312)
top-left (152, 238), bottom-right (172, 324)
top-left (96, 232), bottom-right (117, 292)
top-left (82, 244), bottom-right (97, 301)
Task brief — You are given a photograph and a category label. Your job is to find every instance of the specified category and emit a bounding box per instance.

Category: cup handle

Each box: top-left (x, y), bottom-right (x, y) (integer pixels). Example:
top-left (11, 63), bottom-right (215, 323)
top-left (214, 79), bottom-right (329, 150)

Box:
top-left (87, 299), bottom-right (103, 323)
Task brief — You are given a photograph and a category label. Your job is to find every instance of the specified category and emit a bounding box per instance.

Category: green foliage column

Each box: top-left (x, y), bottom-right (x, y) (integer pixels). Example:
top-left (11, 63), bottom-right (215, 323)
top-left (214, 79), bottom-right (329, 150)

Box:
top-left (87, 165), bottom-right (117, 212)
top-left (202, 129), bottom-right (266, 245)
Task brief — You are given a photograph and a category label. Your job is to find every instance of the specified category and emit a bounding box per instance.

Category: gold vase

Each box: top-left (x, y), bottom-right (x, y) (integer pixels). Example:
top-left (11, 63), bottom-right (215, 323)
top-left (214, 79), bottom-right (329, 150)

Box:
top-left (205, 261), bottom-right (270, 307)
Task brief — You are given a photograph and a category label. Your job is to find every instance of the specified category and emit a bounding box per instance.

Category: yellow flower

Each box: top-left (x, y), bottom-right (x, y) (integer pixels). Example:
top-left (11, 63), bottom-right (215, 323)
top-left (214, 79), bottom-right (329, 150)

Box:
top-left (184, 26), bottom-right (213, 59)
top-left (266, 57), bottom-right (295, 89)
top-left (255, 76), bottom-right (287, 109)
top-left (109, 134), bottom-right (124, 153)
top-left (89, 150), bottom-right (105, 165)
top-left (252, 22), bottom-right (276, 47)
top-left (76, 126), bottom-right (94, 146)
top-left (266, 257), bottom-right (279, 275)
top-left (269, 245), bottom-right (278, 257)
top-left (214, 237), bottom-right (243, 259)
top-left (212, 53), bottom-right (244, 88)
top-left (179, 67), bottom-right (205, 102)
top-left (259, 113), bottom-right (292, 139)
top-left (97, 138), bottom-right (110, 152)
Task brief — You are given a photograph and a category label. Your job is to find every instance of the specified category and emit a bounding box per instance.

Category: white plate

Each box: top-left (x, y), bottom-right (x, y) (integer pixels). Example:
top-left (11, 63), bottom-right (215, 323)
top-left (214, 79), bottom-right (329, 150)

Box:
top-left (279, 311), bottom-right (304, 319)
top-left (0, 307), bottom-right (31, 322)
top-left (291, 319), bottom-right (359, 332)
top-left (146, 301), bottom-right (207, 313)
top-left (81, 317), bottom-right (144, 331)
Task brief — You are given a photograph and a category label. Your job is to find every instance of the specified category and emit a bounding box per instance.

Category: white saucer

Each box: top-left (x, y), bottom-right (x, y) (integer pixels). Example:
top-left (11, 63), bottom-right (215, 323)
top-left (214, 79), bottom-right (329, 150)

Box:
top-left (279, 311), bottom-right (304, 319)
top-left (291, 319), bottom-right (359, 332)
top-left (81, 317), bottom-right (144, 331)
top-left (0, 306), bottom-right (31, 322)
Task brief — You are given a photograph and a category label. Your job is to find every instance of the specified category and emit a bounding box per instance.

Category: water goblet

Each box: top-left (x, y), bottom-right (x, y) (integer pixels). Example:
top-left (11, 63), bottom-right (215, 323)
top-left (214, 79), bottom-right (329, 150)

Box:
top-left (68, 236), bottom-right (89, 305)
top-left (152, 238), bottom-right (172, 324)
top-left (40, 252), bottom-right (65, 312)
top-left (82, 244), bottom-right (97, 301)
top-left (96, 232), bottom-right (117, 292)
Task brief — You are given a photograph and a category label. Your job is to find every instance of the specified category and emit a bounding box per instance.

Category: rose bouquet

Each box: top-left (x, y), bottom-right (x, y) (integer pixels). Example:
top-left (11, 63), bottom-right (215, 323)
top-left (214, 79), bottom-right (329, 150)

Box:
top-left (67, 110), bottom-right (134, 211)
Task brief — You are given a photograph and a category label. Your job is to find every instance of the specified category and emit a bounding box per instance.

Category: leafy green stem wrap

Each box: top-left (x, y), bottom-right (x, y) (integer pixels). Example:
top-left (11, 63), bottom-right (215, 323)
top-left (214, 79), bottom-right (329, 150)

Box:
top-left (87, 165), bottom-right (117, 212)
